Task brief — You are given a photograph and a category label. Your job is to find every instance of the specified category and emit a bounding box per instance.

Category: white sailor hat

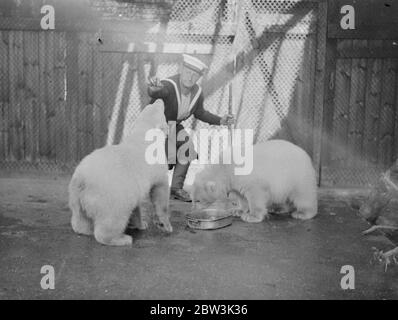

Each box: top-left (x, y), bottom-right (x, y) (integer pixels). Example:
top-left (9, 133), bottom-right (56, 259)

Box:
top-left (182, 54), bottom-right (208, 74)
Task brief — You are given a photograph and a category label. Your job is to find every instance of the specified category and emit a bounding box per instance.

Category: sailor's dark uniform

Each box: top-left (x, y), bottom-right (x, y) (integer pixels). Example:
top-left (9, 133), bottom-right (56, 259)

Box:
top-left (148, 74), bottom-right (221, 190)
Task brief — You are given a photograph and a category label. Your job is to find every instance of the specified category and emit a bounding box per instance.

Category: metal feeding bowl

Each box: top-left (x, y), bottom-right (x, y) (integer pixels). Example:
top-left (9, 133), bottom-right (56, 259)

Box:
top-left (186, 208), bottom-right (233, 230)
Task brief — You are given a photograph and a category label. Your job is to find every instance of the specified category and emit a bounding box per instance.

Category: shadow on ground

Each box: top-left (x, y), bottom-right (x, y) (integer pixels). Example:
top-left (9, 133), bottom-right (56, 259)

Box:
top-left (0, 174), bottom-right (397, 299)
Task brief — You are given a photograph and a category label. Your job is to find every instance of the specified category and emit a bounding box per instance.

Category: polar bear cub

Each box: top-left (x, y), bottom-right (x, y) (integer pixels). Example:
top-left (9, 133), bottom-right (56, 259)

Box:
top-left (192, 140), bottom-right (318, 222)
top-left (68, 99), bottom-right (172, 246)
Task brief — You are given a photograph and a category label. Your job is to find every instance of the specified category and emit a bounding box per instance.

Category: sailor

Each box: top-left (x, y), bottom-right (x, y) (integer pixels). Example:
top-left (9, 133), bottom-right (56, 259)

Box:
top-left (148, 54), bottom-right (234, 202)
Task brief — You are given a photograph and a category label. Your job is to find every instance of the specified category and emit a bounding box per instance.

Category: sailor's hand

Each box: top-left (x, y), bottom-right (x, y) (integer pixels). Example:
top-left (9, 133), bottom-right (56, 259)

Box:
top-left (220, 114), bottom-right (235, 126)
top-left (148, 76), bottom-right (163, 87)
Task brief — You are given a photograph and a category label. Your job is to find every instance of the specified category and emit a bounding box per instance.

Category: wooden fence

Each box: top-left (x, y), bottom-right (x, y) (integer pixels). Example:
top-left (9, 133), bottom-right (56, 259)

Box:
top-left (1, 31), bottom-right (96, 171)
top-left (2, 0), bottom-right (398, 187)
top-left (0, 0), bottom-right (329, 178)
top-left (321, 41), bottom-right (398, 187)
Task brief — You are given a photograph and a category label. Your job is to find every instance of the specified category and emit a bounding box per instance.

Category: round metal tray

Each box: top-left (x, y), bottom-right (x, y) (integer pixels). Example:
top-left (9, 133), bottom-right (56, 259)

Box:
top-left (186, 208), bottom-right (233, 230)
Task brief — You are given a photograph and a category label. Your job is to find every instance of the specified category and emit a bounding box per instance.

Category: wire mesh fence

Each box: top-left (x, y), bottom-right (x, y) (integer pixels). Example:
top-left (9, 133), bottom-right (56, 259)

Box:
top-left (0, 0), bottom-right (330, 183)
top-left (231, 0), bottom-right (318, 151)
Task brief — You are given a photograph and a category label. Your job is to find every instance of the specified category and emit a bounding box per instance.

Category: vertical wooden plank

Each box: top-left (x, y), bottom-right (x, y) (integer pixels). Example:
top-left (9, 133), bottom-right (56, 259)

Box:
top-left (23, 31), bottom-right (39, 162)
top-left (394, 60), bottom-right (398, 160)
top-left (307, 34), bottom-right (317, 155)
top-left (331, 40), bottom-right (352, 166)
top-left (101, 53), bottom-right (112, 145)
top-left (0, 102), bottom-right (6, 161)
top-left (85, 33), bottom-right (94, 155)
top-left (378, 56), bottom-right (396, 168)
top-left (320, 36), bottom-right (338, 186)
top-left (301, 34), bottom-right (315, 154)
top-left (312, 0), bottom-right (327, 185)
top-left (38, 31), bottom-right (48, 160)
top-left (9, 31), bottom-right (24, 161)
top-left (99, 53), bottom-right (109, 145)
top-left (347, 40), bottom-right (367, 167)
top-left (31, 32), bottom-right (40, 164)
top-left (66, 31), bottom-right (79, 164)
top-left (77, 32), bottom-right (95, 159)
top-left (16, 31), bottom-right (24, 161)
top-left (54, 32), bottom-right (67, 165)
top-left (0, 31), bottom-right (10, 104)
top-left (93, 49), bottom-right (104, 148)
top-left (77, 32), bottom-right (88, 161)
top-left (0, 31), bottom-right (9, 161)
top-left (292, 42), bottom-right (305, 150)
top-left (46, 31), bottom-right (56, 161)
top-left (0, 29), bottom-right (3, 160)
top-left (8, 31), bottom-right (17, 161)
top-left (363, 41), bottom-right (383, 166)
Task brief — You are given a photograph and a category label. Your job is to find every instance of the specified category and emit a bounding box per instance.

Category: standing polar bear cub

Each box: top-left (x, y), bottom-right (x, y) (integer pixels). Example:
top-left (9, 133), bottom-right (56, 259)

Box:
top-left (68, 99), bottom-right (172, 246)
top-left (192, 140), bottom-right (318, 222)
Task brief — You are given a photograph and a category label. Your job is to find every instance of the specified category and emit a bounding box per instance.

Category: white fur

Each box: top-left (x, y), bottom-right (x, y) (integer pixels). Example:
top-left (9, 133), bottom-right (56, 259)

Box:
top-left (192, 139), bottom-right (318, 222)
top-left (68, 99), bottom-right (172, 246)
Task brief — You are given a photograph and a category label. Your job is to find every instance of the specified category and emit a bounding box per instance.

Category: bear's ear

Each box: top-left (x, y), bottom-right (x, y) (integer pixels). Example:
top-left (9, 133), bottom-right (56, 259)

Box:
top-left (156, 122), bottom-right (168, 135)
top-left (153, 99), bottom-right (165, 111)
top-left (205, 181), bottom-right (216, 194)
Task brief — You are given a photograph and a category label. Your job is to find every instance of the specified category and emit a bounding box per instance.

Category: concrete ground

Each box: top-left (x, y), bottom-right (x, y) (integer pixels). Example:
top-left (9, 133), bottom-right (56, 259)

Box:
top-left (0, 173), bottom-right (397, 300)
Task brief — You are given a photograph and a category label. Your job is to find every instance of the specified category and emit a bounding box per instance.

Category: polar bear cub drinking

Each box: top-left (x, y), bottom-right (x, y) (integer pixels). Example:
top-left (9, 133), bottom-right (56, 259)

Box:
top-left (68, 99), bottom-right (172, 246)
top-left (192, 140), bottom-right (318, 222)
